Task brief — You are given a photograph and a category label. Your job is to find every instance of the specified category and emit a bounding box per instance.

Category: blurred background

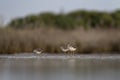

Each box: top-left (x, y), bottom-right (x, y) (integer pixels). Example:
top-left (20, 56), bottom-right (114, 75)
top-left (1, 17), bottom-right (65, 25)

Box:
top-left (0, 0), bottom-right (120, 54)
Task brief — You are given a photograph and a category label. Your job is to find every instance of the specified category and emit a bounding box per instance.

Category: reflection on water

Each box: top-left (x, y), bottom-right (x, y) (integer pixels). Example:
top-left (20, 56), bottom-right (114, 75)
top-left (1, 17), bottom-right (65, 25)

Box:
top-left (0, 54), bottom-right (120, 80)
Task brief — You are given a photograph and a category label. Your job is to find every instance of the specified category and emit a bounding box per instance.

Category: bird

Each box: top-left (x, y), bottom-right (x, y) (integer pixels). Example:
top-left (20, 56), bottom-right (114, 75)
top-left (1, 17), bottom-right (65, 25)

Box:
top-left (67, 44), bottom-right (76, 55)
top-left (60, 46), bottom-right (69, 53)
top-left (60, 43), bottom-right (77, 55)
top-left (33, 48), bottom-right (43, 54)
top-left (60, 46), bottom-right (70, 57)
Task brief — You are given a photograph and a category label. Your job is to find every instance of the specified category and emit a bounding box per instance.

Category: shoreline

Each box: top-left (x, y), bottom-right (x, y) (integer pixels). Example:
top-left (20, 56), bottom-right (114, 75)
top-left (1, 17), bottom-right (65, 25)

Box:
top-left (0, 53), bottom-right (120, 59)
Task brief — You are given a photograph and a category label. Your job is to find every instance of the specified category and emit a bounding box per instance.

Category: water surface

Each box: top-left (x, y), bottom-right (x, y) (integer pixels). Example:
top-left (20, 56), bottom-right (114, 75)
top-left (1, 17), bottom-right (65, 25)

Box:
top-left (0, 54), bottom-right (120, 80)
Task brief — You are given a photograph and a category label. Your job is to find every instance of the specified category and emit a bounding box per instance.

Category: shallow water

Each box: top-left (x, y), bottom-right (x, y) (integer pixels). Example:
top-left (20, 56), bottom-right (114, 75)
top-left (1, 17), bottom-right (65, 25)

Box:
top-left (0, 54), bottom-right (120, 80)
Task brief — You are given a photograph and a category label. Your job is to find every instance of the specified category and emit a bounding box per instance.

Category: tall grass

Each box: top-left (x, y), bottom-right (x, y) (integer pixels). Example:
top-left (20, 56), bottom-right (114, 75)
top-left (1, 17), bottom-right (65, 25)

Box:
top-left (0, 27), bottom-right (120, 54)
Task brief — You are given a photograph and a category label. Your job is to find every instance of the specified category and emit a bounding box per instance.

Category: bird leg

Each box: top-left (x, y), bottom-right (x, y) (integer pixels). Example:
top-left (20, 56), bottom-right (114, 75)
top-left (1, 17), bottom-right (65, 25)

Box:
top-left (65, 51), bottom-right (68, 57)
top-left (69, 52), bottom-right (72, 57)
top-left (73, 51), bottom-right (75, 56)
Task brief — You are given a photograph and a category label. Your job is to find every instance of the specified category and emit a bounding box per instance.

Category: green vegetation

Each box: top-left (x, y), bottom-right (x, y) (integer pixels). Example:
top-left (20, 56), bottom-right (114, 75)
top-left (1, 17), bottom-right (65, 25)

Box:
top-left (8, 10), bottom-right (120, 30)
top-left (0, 10), bottom-right (120, 54)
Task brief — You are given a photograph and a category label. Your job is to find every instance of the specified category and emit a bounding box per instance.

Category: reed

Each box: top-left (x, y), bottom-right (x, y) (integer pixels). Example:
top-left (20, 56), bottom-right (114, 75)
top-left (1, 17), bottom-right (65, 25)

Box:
top-left (0, 27), bottom-right (120, 54)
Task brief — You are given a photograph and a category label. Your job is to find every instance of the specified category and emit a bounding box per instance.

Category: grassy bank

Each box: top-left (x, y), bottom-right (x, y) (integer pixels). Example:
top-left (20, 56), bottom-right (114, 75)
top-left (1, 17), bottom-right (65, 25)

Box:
top-left (0, 27), bottom-right (120, 54)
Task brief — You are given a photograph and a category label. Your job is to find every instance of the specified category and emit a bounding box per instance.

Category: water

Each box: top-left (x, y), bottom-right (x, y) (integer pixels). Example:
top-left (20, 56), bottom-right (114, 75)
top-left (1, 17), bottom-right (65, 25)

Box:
top-left (0, 54), bottom-right (120, 80)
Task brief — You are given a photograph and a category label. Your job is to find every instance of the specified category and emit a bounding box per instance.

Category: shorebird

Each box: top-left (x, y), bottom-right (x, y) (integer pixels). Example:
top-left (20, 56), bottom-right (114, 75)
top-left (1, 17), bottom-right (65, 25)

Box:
top-left (60, 46), bottom-right (69, 53)
top-left (67, 44), bottom-right (76, 55)
top-left (60, 44), bottom-right (77, 55)
top-left (33, 48), bottom-right (43, 54)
